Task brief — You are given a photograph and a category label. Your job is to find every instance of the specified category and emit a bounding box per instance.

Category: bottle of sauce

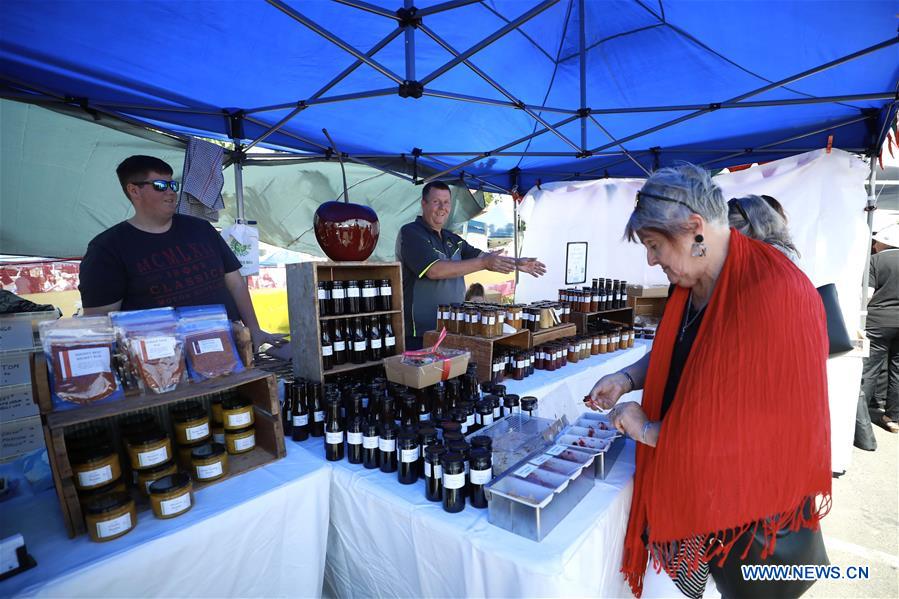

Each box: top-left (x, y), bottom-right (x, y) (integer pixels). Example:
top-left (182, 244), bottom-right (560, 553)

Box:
top-left (424, 444), bottom-right (447, 502)
top-left (362, 419), bottom-right (380, 469)
top-left (309, 382), bottom-right (325, 437)
top-left (282, 380), bottom-right (294, 437)
top-left (291, 381), bottom-right (309, 441)
top-left (378, 421), bottom-right (398, 473)
top-left (331, 280), bottom-right (346, 315)
top-left (324, 397), bottom-right (344, 461)
top-left (321, 325), bottom-right (334, 371)
top-left (368, 316), bottom-right (383, 361)
top-left (351, 317), bottom-right (368, 364)
top-left (378, 279), bottom-right (393, 311)
top-left (468, 448), bottom-right (491, 509)
top-left (441, 452), bottom-right (466, 513)
top-left (396, 431), bottom-right (420, 485)
top-left (346, 415), bottom-right (364, 464)
top-left (361, 279), bottom-right (378, 313)
top-left (346, 280), bottom-right (361, 314)
top-left (318, 281), bottom-right (331, 316)
top-left (380, 316), bottom-right (396, 357)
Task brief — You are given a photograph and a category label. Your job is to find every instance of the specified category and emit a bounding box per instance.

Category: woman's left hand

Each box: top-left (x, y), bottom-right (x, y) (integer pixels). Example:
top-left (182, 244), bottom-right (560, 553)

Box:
top-left (608, 402), bottom-right (649, 438)
top-left (250, 327), bottom-right (287, 352)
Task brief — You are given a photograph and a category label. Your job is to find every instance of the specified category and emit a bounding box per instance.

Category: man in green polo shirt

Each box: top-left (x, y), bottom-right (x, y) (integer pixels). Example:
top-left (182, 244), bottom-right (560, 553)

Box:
top-left (396, 181), bottom-right (546, 349)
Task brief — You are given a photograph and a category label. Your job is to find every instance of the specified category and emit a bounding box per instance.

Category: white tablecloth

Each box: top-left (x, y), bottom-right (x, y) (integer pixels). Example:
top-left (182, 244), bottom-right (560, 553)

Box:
top-left (303, 437), bottom-right (637, 598)
top-left (504, 340), bottom-right (651, 421)
top-left (0, 445), bottom-right (331, 598)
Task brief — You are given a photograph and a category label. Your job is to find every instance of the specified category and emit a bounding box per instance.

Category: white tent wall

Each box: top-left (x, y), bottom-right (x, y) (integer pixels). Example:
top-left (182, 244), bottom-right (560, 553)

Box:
top-left (516, 149), bottom-right (871, 473)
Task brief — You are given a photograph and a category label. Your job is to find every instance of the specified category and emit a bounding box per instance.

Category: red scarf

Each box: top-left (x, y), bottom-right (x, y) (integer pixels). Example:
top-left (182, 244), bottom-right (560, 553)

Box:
top-left (622, 229), bottom-right (832, 596)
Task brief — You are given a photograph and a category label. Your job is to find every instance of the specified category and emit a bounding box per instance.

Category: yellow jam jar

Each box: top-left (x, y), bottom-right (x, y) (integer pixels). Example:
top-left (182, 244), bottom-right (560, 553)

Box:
top-left (177, 442), bottom-right (204, 470)
top-left (126, 428), bottom-right (172, 470)
top-left (148, 473), bottom-right (194, 520)
top-left (78, 478), bottom-right (127, 504)
top-left (84, 492), bottom-right (137, 543)
top-left (224, 425), bottom-right (256, 455)
top-left (221, 396), bottom-right (255, 431)
top-left (136, 460), bottom-right (178, 495)
top-left (191, 443), bottom-right (229, 482)
top-left (170, 401), bottom-right (211, 445)
top-left (70, 444), bottom-right (122, 491)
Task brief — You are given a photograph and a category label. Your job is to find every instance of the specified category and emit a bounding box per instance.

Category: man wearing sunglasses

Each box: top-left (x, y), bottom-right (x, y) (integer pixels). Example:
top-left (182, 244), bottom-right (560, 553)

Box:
top-left (78, 155), bottom-right (282, 351)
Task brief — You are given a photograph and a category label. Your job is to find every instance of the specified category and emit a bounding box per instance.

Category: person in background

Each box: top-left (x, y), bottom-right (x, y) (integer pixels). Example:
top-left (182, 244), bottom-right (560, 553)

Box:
top-left (464, 282), bottom-right (486, 302)
top-left (396, 181), bottom-right (546, 349)
top-left (587, 165), bottom-right (830, 598)
top-left (727, 194), bottom-right (799, 261)
top-left (861, 223), bottom-right (899, 434)
top-left (78, 155), bottom-right (282, 351)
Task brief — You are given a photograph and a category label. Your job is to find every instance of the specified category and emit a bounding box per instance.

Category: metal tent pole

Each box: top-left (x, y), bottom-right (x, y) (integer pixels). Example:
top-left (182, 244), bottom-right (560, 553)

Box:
top-left (862, 157), bottom-right (878, 312)
top-left (404, 0), bottom-right (415, 81)
top-left (578, 0), bottom-right (587, 151)
top-left (234, 148), bottom-right (246, 223)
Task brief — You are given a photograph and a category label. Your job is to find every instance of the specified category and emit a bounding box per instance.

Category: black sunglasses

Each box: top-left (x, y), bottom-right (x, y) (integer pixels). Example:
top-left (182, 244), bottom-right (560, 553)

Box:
top-left (728, 197), bottom-right (750, 223)
top-left (133, 179), bottom-right (180, 192)
top-left (634, 190), bottom-right (694, 212)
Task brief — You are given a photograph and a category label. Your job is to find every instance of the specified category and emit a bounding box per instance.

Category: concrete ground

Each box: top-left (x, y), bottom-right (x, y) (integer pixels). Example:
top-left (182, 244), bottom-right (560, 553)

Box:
top-left (808, 420), bottom-right (898, 599)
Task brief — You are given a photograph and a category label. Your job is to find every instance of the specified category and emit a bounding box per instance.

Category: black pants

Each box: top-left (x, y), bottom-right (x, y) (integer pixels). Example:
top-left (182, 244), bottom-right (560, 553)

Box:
top-left (861, 326), bottom-right (899, 421)
top-left (405, 335), bottom-right (423, 351)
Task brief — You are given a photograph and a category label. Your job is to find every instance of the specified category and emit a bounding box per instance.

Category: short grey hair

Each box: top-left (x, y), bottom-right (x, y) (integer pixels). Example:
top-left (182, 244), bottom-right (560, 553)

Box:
top-left (625, 163), bottom-right (728, 242)
top-left (728, 194), bottom-right (800, 260)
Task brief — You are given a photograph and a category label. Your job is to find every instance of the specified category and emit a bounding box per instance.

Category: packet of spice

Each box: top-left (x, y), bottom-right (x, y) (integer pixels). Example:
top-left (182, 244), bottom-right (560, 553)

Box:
top-left (39, 316), bottom-right (124, 411)
top-left (110, 308), bottom-right (186, 394)
top-left (176, 305), bottom-right (245, 381)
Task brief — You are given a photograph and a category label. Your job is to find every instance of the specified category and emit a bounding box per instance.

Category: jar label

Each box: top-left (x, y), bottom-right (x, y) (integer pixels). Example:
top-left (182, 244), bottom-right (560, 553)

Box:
top-left (313, 410), bottom-right (325, 422)
top-left (593, 338), bottom-right (600, 346)
top-left (334, 341), bottom-right (346, 352)
top-left (460, 423), bottom-right (468, 434)
top-left (326, 431), bottom-right (344, 444)
top-left (492, 363), bottom-right (502, 372)
top-left (593, 295), bottom-right (600, 302)
top-left (379, 437), bottom-right (396, 452)
top-left (419, 413), bottom-right (430, 421)
top-left (322, 345), bottom-right (333, 357)
top-left (380, 286), bottom-right (392, 296)
top-left (622, 293), bottom-right (628, 301)
top-left (424, 460), bottom-right (432, 477)
top-left (353, 341), bottom-right (367, 351)
top-left (347, 431), bottom-right (363, 445)
top-left (465, 414), bottom-right (475, 427)
top-left (196, 337), bottom-right (224, 354)
top-left (385, 336), bottom-right (396, 347)
top-left (517, 360), bottom-right (527, 368)
top-left (77, 464), bottom-right (113, 487)
top-left (213, 432), bottom-right (225, 444)
top-left (186, 421), bottom-right (210, 441)
top-left (481, 315), bottom-right (489, 325)
top-left (228, 411), bottom-right (252, 428)
top-left (399, 447), bottom-right (420, 463)
top-left (498, 313), bottom-right (505, 323)
top-left (470, 467), bottom-right (492, 485)
top-left (59, 346), bottom-right (111, 378)
top-left (160, 492), bottom-right (192, 516)
top-left (140, 336), bottom-right (177, 361)
top-left (362, 287), bottom-right (378, 298)
top-left (482, 414), bottom-right (494, 426)
top-left (331, 288), bottom-right (346, 299)
top-left (514, 463), bottom-right (537, 478)
top-left (612, 335), bottom-right (620, 343)
top-left (371, 339), bottom-right (382, 349)
top-left (96, 512), bottom-right (132, 539)
top-left (546, 444), bottom-right (566, 456)
top-left (138, 445), bottom-right (169, 468)
top-left (493, 407), bottom-right (501, 419)
top-left (318, 289), bottom-right (329, 300)
top-left (234, 434), bottom-right (256, 452)
top-left (363, 435), bottom-right (379, 449)
top-left (197, 461), bottom-right (223, 480)
top-left (528, 453), bottom-right (551, 465)
top-left (347, 287), bottom-right (360, 298)
top-left (488, 317), bottom-right (496, 326)
top-left (443, 471), bottom-right (465, 490)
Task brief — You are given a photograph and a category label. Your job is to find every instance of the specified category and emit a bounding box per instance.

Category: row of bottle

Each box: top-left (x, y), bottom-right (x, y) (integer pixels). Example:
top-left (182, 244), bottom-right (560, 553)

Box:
top-left (320, 315), bottom-right (396, 370)
top-left (559, 278), bottom-right (629, 313)
top-left (317, 279), bottom-right (392, 316)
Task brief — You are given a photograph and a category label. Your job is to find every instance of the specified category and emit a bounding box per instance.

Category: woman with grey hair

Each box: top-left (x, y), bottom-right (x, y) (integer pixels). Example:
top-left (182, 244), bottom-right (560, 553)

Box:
top-left (728, 194), bottom-right (800, 261)
top-left (585, 164), bottom-right (831, 598)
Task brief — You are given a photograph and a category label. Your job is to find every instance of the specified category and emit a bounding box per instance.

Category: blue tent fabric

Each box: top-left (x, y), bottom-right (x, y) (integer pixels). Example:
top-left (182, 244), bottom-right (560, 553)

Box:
top-left (1, 0), bottom-right (896, 191)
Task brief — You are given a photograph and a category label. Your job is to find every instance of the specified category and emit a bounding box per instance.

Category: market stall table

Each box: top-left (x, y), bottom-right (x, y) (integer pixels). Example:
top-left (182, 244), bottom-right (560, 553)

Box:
top-left (298, 436), bottom-right (636, 598)
top-left (0, 445), bottom-right (331, 598)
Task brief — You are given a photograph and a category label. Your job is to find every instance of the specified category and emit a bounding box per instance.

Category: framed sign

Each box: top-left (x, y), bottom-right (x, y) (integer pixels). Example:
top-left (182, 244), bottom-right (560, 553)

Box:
top-left (565, 242), bottom-right (588, 285)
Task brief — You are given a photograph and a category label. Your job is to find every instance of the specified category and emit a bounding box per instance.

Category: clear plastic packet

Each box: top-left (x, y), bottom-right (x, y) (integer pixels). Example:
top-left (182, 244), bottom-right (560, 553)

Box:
top-left (39, 316), bottom-right (123, 411)
top-left (176, 305), bottom-right (244, 381)
top-left (110, 308), bottom-right (186, 394)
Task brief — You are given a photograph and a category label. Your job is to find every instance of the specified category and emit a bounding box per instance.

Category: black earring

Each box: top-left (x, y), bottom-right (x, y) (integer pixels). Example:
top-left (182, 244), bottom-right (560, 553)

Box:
top-left (694, 234), bottom-right (704, 243)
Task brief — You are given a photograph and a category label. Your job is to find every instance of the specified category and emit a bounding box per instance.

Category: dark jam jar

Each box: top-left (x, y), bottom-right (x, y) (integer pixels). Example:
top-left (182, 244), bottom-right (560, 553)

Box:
top-left (468, 448), bottom-right (492, 509)
top-left (504, 394), bottom-right (521, 416)
top-left (324, 397), bottom-right (344, 462)
top-left (521, 396), bottom-right (538, 418)
top-left (330, 280), bottom-right (346, 315)
top-left (470, 435), bottom-right (492, 452)
top-left (362, 420), bottom-right (379, 469)
top-left (424, 444), bottom-right (447, 502)
top-left (417, 426), bottom-right (438, 471)
top-left (441, 452), bottom-right (466, 513)
top-left (450, 407), bottom-right (468, 435)
top-left (475, 400), bottom-right (494, 428)
top-left (346, 416), bottom-right (364, 464)
top-left (317, 281), bottom-right (331, 316)
top-left (361, 280), bottom-right (378, 313)
top-left (396, 431), bottom-right (420, 485)
top-left (378, 279), bottom-right (393, 311)
top-left (378, 422), bottom-right (398, 473)
top-left (483, 394), bottom-right (501, 421)
top-left (345, 280), bottom-right (361, 314)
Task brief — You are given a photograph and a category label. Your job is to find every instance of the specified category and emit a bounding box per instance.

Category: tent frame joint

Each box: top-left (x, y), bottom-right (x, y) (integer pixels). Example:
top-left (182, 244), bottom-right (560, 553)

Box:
top-left (576, 150), bottom-right (593, 159)
top-left (577, 107), bottom-right (591, 118)
top-left (399, 80), bottom-right (424, 98)
top-left (396, 6), bottom-right (421, 28)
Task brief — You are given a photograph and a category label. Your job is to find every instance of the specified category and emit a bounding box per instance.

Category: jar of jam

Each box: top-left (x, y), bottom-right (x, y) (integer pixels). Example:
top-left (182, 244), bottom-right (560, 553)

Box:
top-left (417, 427), bottom-right (438, 469)
top-left (461, 401), bottom-right (476, 433)
top-left (579, 337), bottom-right (589, 360)
top-left (448, 304), bottom-right (462, 334)
top-left (148, 473), bottom-right (193, 520)
top-left (138, 460), bottom-right (179, 494)
top-left (191, 443), bottom-right (228, 482)
top-left (503, 394), bottom-right (520, 416)
top-left (618, 328), bottom-right (628, 350)
top-left (378, 279), bottom-right (393, 311)
top-left (424, 444), bottom-right (447, 502)
top-left (492, 355), bottom-right (505, 383)
top-left (362, 420), bottom-right (380, 469)
top-left (317, 280), bottom-right (331, 316)
top-left (513, 353), bottom-right (526, 381)
top-left (567, 340), bottom-right (579, 364)
top-left (528, 350), bottom-right (535, 375)
top-left (84, 492), bottom-right (137, 543)
top-left (221, 396), bottom-right (255, 431)
top-left (436, 304), bottom-right (449, 332)
top-left (468, 448), bottom-right (491, 509)
top-left (397, 431), bottom-right (420, 485)
top-left (360, 279), bottom-right (377, 313)
top-left (450, 407), bottom-right (468, 435)
top-left (126, 428), bottom-right (172, 470)
top-left (479, 309), bottom-right (493, 338)
top-left (610, 328), bottom-right (621, 352)
top-left (441, 452), bottom-right (466, 513)
top-left (591, 333), bottom-right (600, 355)
top-left (599, 332), bottom-right (610, 354)
top-left (224, 425), bottom-right (256, 455)
top-left (345, 280), bottom-right (361, 314)
top-left (627, 328), bottom-right (636, 348)
top-left (496, 308), bottom-right (506, 333)
top-left (71, 444), bottom-right (122, 491)
top-left (467, 307), bottom-right (481, 337)
top-left (170, 400), bottom-right (211, 446)
top-left (521, 396), bottom-right (538, 417)
top-left (475, 400), bottom-right (494, 428)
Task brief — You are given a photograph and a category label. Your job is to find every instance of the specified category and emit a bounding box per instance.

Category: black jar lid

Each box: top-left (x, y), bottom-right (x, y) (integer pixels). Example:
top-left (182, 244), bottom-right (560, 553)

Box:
top-left (521, 396), bottom-right (538, 411)
top-left (460, 401), bottom-right (474, 414)
top-left (447, 440), bottom-right (469, 455)
top-left (492, 384), bottom-right (506, 396)
top-left (417, 426), bottom-right (437, 444)
top-left (441, 421), bottom-right (461, 434)
top-left (443, 431), bottom-right (464, 444)
top-left (469, 447), bottom-right (492, 470)
top-left (450, 407), bottom-right (466, 422)
top-left (225, 425), bottom-right (255, 436)
top-left (77, 478), bottom-right (125, 500)
top-left (440, 451), bottom-right (465, 470)
top-left (424, 443), bottom-right (447, 461)
top-left (331, 280), bottom-right (344, 287)
top-left (137, 459), bottom-right (176, 476)
top-left (148, 472), bottom-right (191, 495)
top-left (127, 426), bottom-right (168, 446)
top-left (470, 435), bottom-right (492, 451)
top-left (170, 400), bottom-right (207, 422)
top-left (191, 443), bottom-right (226, 460)
top-left (84, 492), bottom-right (133, 516)
top-left (70, 442), bottom-right (116, 465)
top-left (479, 382), bottom-right (494, 394)
top-left (397, 431), bottom-right (419, 448)
top-left (119, 412), bottom-right (156, 436)
top-left (475, 400), bottom-right (493, 415)
top-left (503, 394), bottom-right (520, 408)
top-left (222, 395), bottom-right (251, 411)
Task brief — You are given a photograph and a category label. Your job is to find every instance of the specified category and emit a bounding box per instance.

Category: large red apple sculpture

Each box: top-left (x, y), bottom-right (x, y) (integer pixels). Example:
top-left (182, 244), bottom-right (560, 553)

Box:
top-left (313, 129), bottom-right (380, 261)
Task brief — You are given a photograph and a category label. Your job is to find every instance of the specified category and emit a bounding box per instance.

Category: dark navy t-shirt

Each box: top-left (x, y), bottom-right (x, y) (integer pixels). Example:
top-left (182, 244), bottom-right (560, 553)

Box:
top-left (78, 214), bottom-right (242, 319)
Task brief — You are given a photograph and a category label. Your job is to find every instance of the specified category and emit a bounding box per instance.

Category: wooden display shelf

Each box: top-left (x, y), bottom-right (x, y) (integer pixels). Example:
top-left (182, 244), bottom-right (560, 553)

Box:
top-left (286, 261), bottom-right (405, 384)
top-left (569, 307), bottom-right (635, 334)
top-left (32, 352), bottom-right (285, 538)
top-left (422, 329), bottom-right (530, 383)
top-left (530, 323), bottom-right (577, 346)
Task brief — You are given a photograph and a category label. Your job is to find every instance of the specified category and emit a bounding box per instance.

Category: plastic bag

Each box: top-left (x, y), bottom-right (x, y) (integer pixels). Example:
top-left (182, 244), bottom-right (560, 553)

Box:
top-left (177, 305), bottom-right (244, 381)
top-left (111, 308), bottom-right (186, 394)
top-left (220, 222), bottom-right (259, 276)
top-left (39, 316), bottom-right (123, 411)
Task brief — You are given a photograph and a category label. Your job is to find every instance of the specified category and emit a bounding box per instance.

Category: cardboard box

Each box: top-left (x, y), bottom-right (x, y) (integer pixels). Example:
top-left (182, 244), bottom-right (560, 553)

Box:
top-left (383, 351), bottom-right (470, 389)
top-left (626, 284), bottom-right (670, 298)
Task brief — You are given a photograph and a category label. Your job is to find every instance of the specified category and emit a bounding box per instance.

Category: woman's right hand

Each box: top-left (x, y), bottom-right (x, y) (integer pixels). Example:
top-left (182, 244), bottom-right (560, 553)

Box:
top-left (585, 372), bottom-right (632, 410)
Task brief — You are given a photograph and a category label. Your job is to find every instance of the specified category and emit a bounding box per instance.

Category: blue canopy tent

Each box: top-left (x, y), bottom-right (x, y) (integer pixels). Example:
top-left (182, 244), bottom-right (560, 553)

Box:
top-left (1, 0), bottom-right (896, 197)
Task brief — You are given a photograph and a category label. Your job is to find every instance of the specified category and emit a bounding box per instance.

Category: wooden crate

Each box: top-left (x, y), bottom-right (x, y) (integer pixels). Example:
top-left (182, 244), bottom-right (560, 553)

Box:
top-left (31, 353), bottom-right (284, 537)
top-left (629, 296), bottom-right (668, 319)
top-left (422, 329), bottom-right (530, 383)
top-left (286, 261), bottom-right (405, 383)
top-left (530, 323), bottom-right (577, 346)
top-left (569, 307), bottom-right (635, 334)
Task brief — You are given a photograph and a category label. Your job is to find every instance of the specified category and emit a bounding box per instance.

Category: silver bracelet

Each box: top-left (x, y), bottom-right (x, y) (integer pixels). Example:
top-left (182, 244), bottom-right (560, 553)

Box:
top-left (641, 420), bottom-right (653, 444)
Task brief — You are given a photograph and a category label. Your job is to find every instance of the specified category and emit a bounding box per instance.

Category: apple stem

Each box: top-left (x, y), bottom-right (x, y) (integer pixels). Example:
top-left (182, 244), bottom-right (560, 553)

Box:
top-left (322, 128), bottom-right (349, 203)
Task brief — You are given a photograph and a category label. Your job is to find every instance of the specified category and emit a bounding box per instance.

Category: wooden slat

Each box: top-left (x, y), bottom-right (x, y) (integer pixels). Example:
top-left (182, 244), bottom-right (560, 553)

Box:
top-left (422, 329), bottom-right (530, 383)
top-left (30, 352), bottom-right (53, 414)
top-left (530, 323), bottom-right (577, 346)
